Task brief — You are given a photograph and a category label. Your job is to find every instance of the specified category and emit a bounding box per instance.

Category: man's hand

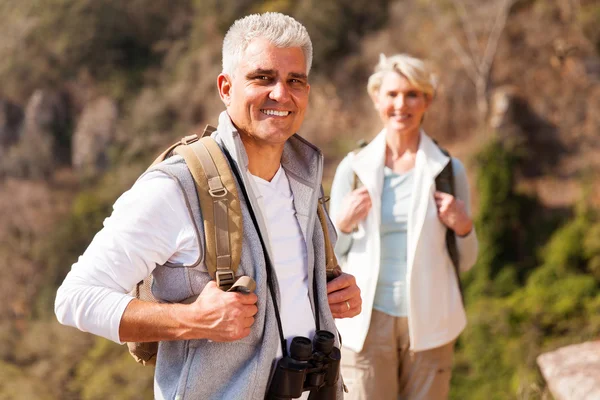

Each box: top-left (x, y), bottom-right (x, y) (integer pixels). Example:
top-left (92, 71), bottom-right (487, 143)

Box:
top-left (434, 191), bottom-right (473, 236)
top-left (186, 281), bottom-right (258, 342)
top-left (327, 272), bottom-right (361, 318)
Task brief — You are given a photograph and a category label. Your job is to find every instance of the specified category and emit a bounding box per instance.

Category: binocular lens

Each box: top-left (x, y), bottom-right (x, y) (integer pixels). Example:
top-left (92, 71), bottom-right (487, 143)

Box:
top-left (290, 337), bottom-right (312, 361)
top-left (312, 330), bottom-right (335, 354)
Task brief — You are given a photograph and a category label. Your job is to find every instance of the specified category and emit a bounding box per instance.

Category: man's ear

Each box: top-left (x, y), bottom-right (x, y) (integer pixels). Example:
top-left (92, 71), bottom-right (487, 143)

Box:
top-left (217, 73), bottom-right (232, 107)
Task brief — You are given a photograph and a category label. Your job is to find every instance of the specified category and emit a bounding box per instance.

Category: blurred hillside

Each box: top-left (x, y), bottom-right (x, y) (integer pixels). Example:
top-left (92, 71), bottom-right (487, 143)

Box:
top-left (0, 0), bottom-right (599, 399)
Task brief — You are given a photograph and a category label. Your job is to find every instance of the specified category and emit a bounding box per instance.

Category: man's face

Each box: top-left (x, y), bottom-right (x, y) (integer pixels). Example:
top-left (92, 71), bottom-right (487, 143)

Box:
top-left (218, 37), bottom-right (310, 148)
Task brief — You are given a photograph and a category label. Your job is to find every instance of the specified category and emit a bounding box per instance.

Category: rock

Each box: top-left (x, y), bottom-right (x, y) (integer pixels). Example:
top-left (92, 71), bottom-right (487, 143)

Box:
top-left (0, 90), bottom-right (70, 179)
top-left (0, 98), bottom-right (24, 154)
top-left (537, 340), bottom-right (600, 400)
top-left (23, 90), bottom-right (69, 134)
top-left (71, 97), bottom-right (118, 178)
top-left (488, 85), bottom-right (522, 131)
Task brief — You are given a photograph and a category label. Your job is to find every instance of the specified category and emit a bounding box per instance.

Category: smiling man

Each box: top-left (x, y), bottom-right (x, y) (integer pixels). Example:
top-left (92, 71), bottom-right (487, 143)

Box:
top-left (55, 12), bottom-right (361, 400)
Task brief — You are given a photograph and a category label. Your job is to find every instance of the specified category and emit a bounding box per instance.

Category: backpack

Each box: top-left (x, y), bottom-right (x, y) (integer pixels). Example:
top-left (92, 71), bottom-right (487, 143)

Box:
top-left (350, 140), bottom-right (463, 304)
top-left (127, 125), bottom-right (341, 365)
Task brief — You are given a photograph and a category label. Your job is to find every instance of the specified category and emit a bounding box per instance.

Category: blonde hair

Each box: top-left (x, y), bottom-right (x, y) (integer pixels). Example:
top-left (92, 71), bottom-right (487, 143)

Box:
top-left (367, 53), bottom-right (437, 99)
top-left (222, 12), bottom-right (313, 76)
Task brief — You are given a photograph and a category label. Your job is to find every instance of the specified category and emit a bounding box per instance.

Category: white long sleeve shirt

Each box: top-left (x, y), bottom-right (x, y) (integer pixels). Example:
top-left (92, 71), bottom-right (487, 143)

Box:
top-left (55, 166), bottom-right (314, 348)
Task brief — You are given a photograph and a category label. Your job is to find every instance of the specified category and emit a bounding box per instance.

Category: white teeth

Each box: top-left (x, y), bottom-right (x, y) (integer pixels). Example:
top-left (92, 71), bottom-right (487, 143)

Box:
top-left (262, 109), bottom-right (290, 117)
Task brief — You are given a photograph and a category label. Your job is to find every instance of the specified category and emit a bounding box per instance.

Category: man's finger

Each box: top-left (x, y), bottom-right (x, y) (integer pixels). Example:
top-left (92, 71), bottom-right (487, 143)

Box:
top-left (242, 304), bottom-right (258, 317)
top-left (203, 280), bottom-right (218, 290)
top-left (331, 301), bottom-right (361, 318)
top-left (326, 273), bottom-right (354, 294)
top-left (235, 292), bottom-right (258, 305)
top-left (242, 316), bottom-right (255, 328)
top-left (327, 285), bottom-right (360, 304)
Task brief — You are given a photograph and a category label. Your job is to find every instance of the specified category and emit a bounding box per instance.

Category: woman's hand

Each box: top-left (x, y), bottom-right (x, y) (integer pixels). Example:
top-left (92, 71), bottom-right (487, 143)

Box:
top-left (434, 191), bottom-right (473, 236)
top-left (336, 186), bottom-right (372, 233)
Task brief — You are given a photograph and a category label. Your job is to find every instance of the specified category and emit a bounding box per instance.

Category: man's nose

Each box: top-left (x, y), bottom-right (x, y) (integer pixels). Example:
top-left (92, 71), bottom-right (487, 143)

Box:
top-left (269, 80), bottom-right (290, 102)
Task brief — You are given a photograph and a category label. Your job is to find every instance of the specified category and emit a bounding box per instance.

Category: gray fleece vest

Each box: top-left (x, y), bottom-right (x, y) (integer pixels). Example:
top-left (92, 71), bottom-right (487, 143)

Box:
top-left (148, 129), bottom-right (343, 400)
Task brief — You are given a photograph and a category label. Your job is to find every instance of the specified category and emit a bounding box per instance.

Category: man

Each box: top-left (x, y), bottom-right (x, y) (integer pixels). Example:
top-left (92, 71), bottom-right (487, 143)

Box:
top-left (55, 12), bottom-right (361, 400)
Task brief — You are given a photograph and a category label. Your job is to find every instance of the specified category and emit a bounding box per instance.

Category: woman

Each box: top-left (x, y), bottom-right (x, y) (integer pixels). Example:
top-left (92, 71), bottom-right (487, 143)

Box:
top-left (329, 54), bottom-right (479, 400)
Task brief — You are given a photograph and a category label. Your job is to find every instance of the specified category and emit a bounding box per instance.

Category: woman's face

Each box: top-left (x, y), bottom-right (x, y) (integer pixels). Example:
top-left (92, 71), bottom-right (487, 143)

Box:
top-left (372, 71), bottom-right (430, 137)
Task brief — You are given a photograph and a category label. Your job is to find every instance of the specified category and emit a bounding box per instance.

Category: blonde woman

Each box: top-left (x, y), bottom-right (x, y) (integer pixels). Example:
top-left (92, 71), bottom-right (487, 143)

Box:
top-left (329, 54), bottom-right (479, 399)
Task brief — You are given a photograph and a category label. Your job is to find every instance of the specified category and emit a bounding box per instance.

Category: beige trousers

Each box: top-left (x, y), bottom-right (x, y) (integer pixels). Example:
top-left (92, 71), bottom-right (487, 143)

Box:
top-left (341, 310), bottom-right (455, 400)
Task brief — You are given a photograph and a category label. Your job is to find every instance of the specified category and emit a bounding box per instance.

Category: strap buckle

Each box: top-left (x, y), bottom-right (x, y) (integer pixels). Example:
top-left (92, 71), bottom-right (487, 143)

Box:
top-left (208, 177), bottom-right (228, 197)
top-left (181, 134), bottom-right (199, 145)
top-left (318, 196), bottom-right (330, 204)
top-left (216, 270), bottom-right (235, 290)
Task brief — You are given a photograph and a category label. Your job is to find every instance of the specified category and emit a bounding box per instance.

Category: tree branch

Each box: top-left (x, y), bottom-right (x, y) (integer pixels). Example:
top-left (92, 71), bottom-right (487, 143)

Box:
top-left (429, 0), bottom-right (479, 84)
top-left (480, 0), bottom-right (514, 77)
top-left (450, 0), bottom-right (482, 66)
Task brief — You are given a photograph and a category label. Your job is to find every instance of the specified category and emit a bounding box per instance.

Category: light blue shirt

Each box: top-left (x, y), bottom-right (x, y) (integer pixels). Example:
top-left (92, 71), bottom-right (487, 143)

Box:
top-left (373, 167), bottom-right (413, 317)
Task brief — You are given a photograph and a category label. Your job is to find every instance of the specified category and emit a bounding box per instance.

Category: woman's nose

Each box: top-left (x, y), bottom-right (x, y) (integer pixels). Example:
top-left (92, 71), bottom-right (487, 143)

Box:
top-left (394, 94), bottom-right (406, 108)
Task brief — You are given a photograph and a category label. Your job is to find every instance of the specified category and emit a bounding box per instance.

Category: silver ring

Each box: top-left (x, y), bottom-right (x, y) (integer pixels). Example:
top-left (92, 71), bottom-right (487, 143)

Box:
top-left (345, 300), bottom-right (351, 311)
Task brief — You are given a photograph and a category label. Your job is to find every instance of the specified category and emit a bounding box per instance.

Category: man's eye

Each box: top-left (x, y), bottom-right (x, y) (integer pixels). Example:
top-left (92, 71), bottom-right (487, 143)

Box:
top-left (290, 79), bottom-right (306, 85)
top-left (407, 91), bottom-right (419, 97)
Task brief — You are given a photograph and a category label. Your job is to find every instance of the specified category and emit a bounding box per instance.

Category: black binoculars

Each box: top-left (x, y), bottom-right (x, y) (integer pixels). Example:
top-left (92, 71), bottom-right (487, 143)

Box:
top-left (267, 330), bottom-right (341, 399)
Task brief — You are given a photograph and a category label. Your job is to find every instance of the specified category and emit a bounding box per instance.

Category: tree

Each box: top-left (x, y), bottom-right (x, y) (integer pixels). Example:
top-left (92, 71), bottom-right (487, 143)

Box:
top-left (429, 0), bottom-right (515, 123)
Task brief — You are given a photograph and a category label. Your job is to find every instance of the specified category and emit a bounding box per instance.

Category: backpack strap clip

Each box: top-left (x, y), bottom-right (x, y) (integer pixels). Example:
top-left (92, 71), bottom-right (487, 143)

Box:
top-left (216, 269), bottom-right (236, 290)
top-left (181, 134), bottom-right (199, 145)
top-left (208, 177), bottom-right (228, 197)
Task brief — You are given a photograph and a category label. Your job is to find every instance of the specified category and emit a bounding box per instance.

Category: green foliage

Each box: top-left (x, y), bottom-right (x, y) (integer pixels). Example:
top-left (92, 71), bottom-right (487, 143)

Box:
top-left (186, 0), bottom-right (390, 73)
top-left (452, 137), bottom-right (600, 399)
top-left (0, 320), bottom-right (94, 400)
top-left (578, 2), bottom-right (600, 54)
top-left (71, 338), bottom-right (153, 400)
top-left (473, 138), bottom-right (520, 279)
top-left (1, 1), bottom-right (598, 399)
top-left (34, 171), bottom-right (135, 319)
top-left (292, 0), bottom-right (390, 72)
top-left (0, 0), bottom-right (192, 100)
top-left (191, 0), bottom-right (256, 35)
top-left (466, 138), bottom-right (538, 299)
top-left (0, 362), bottom-right (54, 400)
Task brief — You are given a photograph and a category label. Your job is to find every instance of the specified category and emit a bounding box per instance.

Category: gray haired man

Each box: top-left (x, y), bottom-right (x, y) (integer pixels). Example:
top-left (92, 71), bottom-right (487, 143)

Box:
top-left (55, 12), bottom-right (361, 399)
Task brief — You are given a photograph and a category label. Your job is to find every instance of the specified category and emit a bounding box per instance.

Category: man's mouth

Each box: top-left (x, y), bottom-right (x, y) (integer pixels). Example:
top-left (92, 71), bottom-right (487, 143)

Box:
top-left (261, 109), bottom-right (291, 117)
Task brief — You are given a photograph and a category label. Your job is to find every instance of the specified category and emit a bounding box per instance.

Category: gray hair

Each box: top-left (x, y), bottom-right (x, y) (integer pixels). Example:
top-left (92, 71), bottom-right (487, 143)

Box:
top-left (367, 53), bottom-right (438, 99)
top-left (222, 12), bottom-right (313, 76)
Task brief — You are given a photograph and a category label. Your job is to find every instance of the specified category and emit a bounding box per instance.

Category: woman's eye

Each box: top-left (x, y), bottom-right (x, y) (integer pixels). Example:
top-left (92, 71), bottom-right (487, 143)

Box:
top-left (407, 91), bottom-right (419, 97)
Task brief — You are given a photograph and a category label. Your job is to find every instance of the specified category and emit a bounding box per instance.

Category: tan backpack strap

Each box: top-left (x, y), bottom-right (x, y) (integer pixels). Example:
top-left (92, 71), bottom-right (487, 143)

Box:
top-left (127, 127), bottom-right (252, 366)
top-left (148, 134), bottom-right (200, 168)
top-left (200, 124), bottom-right (217, 138)
top-left (147, 125), bottom-right (216, 169)
top-left (317, 197), bottom-right (342, 281)
top-left (351, 139), bottom-right (369, 191)
top-left (181, 275), bottom-right (256, 304)
top-left (174, 137), bottom-right (244, 290)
